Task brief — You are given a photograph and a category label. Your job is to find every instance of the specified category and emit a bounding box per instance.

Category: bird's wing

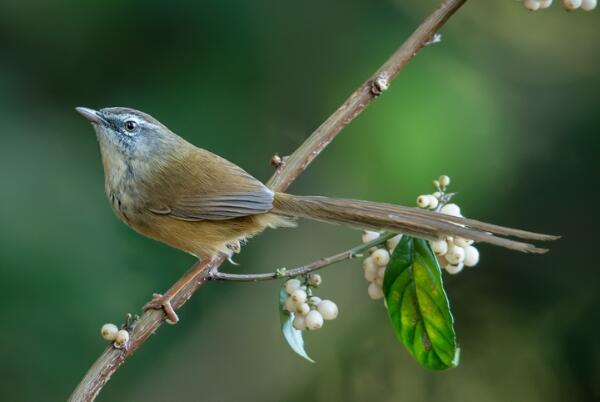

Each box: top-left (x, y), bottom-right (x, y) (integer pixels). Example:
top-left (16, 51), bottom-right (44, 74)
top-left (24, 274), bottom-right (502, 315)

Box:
top-left (151, 190), bottom-right (274, 221)
top-left (148, 148), bottom-right (274, 221)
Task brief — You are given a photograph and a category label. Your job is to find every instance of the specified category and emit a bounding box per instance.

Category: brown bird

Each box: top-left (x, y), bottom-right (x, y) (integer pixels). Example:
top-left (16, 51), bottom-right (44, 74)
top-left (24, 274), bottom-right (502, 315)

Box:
top-left (76, 106), bottom-right (557, 323)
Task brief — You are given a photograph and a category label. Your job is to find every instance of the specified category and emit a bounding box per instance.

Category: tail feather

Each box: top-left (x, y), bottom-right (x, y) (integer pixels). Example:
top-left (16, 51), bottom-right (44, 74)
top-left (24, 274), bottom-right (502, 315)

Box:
top-left (361, 200), bottom-right (559, 242)
top-left (272, 193), bottom-right (558, 254)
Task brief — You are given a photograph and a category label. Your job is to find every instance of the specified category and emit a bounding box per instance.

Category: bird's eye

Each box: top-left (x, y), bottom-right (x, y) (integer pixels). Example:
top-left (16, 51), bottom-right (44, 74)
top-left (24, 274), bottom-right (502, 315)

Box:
top-left (124, 120), bottom-right (137, 132)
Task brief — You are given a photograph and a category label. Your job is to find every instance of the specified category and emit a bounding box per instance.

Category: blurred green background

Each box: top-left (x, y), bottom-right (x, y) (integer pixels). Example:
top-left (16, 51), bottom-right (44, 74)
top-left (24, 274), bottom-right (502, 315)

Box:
top-left (0, 0), bottom-right (598, 401)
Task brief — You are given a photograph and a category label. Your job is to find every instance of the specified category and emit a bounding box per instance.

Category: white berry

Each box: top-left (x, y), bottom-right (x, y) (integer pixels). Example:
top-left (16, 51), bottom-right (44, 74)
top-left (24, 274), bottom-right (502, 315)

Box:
top-left (284, 279), bottom-right (302, 294)
top-left (363, 256), bottom-right (376, 270)
top-left (307, 273), bottom-right (322, 287)
top-left (581, 0), bottom-right (597, 9)
top-left (445, 262), bottom-right (464, 275)
top-left (416, 195), bottom-right (430, 208)
top-left (454, 237), bottom-right (473, 247)
top-left (362, 230), bottom-right (380, 244)
top-left (463, 245), bottom-right (480, 267)
top-left (563, 0), bottom-right (582, 9)
top-left (430, 239), bottom-right (448, 256)
top-left (386, 234), bottom-right (403, 252)
top-left (368, 282), bottom-right (384, 300)
top-left (374, 276), bottom-right (384, 286)
top-left (440, 203), bottom-right (461, 217)
top-left (372, 249), bottom-right (390, 267)
top-left (308, 296), bottom-right (322, 305)
top-left (305, 310), bottom-right (324, 330)
top-left (317, 300), bottom-right (338, 320)
top-left (101, 323), bottom-right (119, 341)
top-left (377, 267), bottom-right (386, 280)
top-left (445, 244), bottom-right (465, 265)
top-left (293, 315), bottom-right (306, 330)
top-left (427, 195), bottom-right (439, 209)
top-left (290, 289), bottom-right (307, 305)
top-left (438, 175), bottom-right (450, 187)
top-left (364, 264), bottom-right (377, 282)
top-left (524, 0), bottom-right (541, 10)
top-left (295, 302), bottom-right (310, 316)
top-left (284, 296), bottom-right (296, 312)
top-left (114, 329), bottom-right (130, 349)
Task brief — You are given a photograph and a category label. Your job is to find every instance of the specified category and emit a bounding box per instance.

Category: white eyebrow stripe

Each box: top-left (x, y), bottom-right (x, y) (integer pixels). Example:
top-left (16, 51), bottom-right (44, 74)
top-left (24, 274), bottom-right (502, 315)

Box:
top-left (124, 115), bottom-right (143, 123)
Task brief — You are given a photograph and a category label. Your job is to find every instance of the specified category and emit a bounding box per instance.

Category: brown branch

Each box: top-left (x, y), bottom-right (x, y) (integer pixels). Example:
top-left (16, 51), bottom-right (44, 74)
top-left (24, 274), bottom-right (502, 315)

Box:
top-left (211, 233), bottom-right (396, 282)
top-left (266, 0), bottom-right (465, 191)
top-left (68, 1), bottom-right (467, 401)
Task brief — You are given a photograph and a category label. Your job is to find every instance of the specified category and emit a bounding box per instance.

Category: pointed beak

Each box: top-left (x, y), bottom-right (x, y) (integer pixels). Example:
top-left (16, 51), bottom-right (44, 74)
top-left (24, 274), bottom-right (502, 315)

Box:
top-left (75, 107), bottom-right (109, 126)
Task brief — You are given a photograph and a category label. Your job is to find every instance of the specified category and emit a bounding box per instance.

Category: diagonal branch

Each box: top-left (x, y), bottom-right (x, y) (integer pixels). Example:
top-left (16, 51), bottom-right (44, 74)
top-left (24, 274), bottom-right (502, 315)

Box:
top-left (266, 1), bottom-right (464, 191)
top-left (68, 1), bottom-right (467, 401)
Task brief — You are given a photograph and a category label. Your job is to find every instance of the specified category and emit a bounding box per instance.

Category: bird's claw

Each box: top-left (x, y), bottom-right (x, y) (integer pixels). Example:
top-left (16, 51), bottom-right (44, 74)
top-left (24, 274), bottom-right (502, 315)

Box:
top-left (143, 293), bottom-right (179, 324)
top-left (226, 240), bottom-right (241, 254)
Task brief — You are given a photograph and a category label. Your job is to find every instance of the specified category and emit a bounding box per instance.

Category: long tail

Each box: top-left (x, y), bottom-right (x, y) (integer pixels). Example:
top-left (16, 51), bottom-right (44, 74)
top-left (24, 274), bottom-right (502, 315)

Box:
top-left (272, 193), bottom-right (559, 253)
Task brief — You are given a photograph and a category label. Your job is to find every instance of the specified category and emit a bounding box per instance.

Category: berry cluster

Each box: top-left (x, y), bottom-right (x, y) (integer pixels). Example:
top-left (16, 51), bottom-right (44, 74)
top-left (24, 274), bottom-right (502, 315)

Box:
top-left (100, 323), bottom-right (130, 349)
top-left (359, 175), bottom-right (480, 297)
top-left (416, 175), bottom-right (480, 275)
top-left (361, 231), bottom-right (402, 300)
top-left (282, 275), bottom-right (339, 331)
top-left (517, 0), bottom-right (597, 11)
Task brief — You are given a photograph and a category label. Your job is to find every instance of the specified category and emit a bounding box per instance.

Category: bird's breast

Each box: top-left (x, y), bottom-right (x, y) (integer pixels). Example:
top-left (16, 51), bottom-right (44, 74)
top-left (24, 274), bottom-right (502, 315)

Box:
top-left (106, 188), bottom-right (143, 225)
top-left (102, 155), bottom-right (146, 226)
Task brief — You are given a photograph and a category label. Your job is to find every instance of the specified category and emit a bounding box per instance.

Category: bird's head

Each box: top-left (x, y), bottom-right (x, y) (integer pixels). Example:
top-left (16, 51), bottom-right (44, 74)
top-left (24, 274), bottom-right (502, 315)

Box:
top-left (76, 106), bottom-right (180, 163)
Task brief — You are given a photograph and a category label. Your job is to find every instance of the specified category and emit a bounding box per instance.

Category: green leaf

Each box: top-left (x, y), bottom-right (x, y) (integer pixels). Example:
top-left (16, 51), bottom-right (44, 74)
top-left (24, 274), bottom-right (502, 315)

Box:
top-left (384, 236), bottom-right (459, 370)
top-left (279, 288), bottom-right (314, 362)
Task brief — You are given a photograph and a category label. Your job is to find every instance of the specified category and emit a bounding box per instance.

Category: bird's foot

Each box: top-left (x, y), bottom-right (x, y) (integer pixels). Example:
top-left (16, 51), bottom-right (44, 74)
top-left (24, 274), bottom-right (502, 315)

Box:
top-left (226, 240), bottom-right (241, 254)
top-left (225, 240), bottom-right (242, 265)
top-left (143, 293), bottom-right (179, 324)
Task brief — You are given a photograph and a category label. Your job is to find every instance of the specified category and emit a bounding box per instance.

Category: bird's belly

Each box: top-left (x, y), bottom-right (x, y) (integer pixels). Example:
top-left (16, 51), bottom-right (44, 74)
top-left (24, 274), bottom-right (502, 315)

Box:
top-left (127, 212), bottom-right (271, 260)
top-left (105, 179), bottom-right (286, 259)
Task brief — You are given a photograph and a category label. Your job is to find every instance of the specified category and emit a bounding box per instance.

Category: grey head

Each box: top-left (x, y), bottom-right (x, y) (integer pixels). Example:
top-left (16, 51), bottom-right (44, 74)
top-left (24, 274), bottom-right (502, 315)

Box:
top-left (75, 106), bottom-right (182, 162)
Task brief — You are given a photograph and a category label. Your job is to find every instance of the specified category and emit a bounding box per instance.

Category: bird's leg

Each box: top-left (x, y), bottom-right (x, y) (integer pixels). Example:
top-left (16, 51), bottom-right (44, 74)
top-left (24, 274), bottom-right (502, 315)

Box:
top-left (225, 240), bottom-right (242, 265)
top-left (143, 293), bottom-right (179, 324)
top-left (143, 259), bottom-right (213, 324)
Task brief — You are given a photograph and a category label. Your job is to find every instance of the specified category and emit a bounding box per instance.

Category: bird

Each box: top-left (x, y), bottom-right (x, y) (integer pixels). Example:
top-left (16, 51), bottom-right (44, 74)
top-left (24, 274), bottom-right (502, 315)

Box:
top-left (76, 106), bottom-right (557, 323)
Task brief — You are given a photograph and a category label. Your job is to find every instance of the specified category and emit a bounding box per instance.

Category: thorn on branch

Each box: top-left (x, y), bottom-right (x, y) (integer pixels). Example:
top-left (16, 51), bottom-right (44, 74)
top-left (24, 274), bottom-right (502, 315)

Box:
top-left (371, 72), bottom-right (390, 96)
top-left (271, 154), bottom-right (288, 168)
top-left (425, 33), bottom-right (442, 46)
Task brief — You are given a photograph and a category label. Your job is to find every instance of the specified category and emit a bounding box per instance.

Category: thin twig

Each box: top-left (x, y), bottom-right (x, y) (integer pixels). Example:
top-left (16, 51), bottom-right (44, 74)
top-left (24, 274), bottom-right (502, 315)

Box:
top-left (266, 0), bottom-right (465, 191)
top-left (211, 233), bottom-right (396, 282)
top-left (68, 1), bottom-right (467, 401)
